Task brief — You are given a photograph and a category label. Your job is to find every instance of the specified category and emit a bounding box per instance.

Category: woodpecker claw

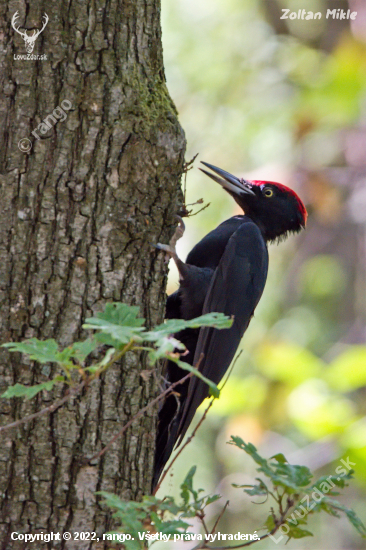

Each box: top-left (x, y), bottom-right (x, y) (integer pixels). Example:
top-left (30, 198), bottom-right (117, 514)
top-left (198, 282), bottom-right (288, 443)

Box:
top-left (155, 242), bottom-right (187, 282)
top-left (153, 215), bottom-right (186, 264)
top-left (170, 215), bottom-right (185, 248)
top-left (155, 242), bottom-right (178, 261)
top-left (155, 216), bottom-right (188, 279)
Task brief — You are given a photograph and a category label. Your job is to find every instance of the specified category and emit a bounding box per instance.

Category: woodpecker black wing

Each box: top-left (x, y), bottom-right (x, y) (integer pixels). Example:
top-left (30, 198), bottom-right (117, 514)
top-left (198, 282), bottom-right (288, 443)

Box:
top-left (186, 216), bottom-right (246, 269)
top-left (153, 218), bottom-right (247, 488)
top-left (177, 220), bottom-right (268, 442)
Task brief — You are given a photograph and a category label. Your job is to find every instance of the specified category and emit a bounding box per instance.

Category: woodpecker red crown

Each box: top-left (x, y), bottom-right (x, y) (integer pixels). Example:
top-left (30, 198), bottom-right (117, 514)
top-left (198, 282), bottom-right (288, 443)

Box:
top-left (249, 180), bottom-right (308, 227)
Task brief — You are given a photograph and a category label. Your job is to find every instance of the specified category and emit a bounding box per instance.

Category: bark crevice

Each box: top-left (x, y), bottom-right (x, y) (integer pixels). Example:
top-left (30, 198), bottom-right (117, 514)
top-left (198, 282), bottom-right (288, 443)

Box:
top-left (0, 0), bottom-right (185, 546)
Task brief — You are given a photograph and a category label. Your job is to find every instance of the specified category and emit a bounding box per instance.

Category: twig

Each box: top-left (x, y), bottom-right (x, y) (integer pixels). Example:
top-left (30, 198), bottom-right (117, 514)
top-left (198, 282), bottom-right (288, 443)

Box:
top-left (210, 500), bottom-right (229, 535)
top-left (185, 199), bottom-right (204, 207)
top-left (188, 202), bottom-right (211, 217)
top-left (153, 395), bottom-right (214, 494)
top-left (154, 352), bottom-right (242, 494)
top-left (182, 198), bottom-right (211, 218)
top-left (191, 500), bottom-right (230, 550)
top-left (183, 153), bottom-right (199, 174)
top-left (201, 498), bottom-right (294, 550)
top-left (0, 340), bottom-right (135, 433)
top-left (196, 509), bottom-right (210, 537)
top-left (182, 153), bottom-right (199, 216)
top-left (0, 382), bottom-right (85, 433)
top-left (220, 350), bottom-right (243, 390)
top-left (86, 371), bottom-right (195, 464)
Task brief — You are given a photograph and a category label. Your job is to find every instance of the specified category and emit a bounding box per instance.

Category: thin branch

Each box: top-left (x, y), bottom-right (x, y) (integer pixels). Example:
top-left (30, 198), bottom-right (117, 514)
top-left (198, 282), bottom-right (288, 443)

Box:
top-left (0, 340), bottom-right (135, 433)
top-left (185, 199), bottom-right (204, 207)
top-left (188, 202), bottom-right (211, 217)
top-left (191, 501), bottom-right (230, 550)
top-left (181, 153), bottom-right (199, 215)
top-left (220, 350), bottom-right (243, 390)
top-left (154, 352), bottom-right (242, 494)
top-left (210, 500), bottom-right (229, 535)
top-left (183, 153), bottom-right (199, 174)
top-left (202, 498), bottom-right (294, 550)
top-left (153, 395), bottom-right (214, 494)
top-left (201, 517), bottom-right (210, 536)
top-left (0, 382), bottom-right (85, 432)
top-left (86, 371), bottom-right (195, 464)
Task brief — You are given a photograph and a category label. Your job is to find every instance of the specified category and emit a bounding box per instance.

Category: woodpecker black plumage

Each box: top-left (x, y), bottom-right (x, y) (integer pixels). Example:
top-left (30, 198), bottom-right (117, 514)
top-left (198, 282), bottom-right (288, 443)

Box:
top-left (153, 162), bottom-right (307, 490)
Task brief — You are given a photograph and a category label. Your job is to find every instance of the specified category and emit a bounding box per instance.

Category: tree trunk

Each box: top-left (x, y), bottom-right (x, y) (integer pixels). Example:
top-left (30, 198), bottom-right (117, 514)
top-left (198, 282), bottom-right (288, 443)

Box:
top-left (0, 0), bottom-right (185, 547)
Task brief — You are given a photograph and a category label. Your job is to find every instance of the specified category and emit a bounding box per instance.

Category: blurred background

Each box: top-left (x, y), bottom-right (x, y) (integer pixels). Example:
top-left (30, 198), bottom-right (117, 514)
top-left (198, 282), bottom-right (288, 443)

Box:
top-left (157, 0), bottom-right (366, 548)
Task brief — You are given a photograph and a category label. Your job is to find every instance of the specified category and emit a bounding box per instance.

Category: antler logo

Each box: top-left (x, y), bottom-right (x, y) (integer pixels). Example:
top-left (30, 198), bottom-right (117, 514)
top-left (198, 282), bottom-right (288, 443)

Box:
top-left (12, 11), bottom-right (49, 54)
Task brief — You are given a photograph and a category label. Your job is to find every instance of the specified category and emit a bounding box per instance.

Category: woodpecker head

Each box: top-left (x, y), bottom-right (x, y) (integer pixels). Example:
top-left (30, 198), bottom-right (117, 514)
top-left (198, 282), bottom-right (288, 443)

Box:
top-left (200, 162), bottom-right (307, 242)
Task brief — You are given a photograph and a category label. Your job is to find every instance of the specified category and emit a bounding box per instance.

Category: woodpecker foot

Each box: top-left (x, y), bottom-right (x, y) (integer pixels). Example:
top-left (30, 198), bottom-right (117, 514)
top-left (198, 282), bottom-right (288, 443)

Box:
top-left (154, 216), bottom-right (185, 265)
top-left (154, 217), bottom-right (188, 280)
top-left (169, 215), bottom-right (185, 249)
top-left (154, 242), bottom-right (179, 264)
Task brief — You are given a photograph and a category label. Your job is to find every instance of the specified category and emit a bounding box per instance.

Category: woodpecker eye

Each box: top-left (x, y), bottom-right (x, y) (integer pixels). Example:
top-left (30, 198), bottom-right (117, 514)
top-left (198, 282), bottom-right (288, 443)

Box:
top-left (264, 188), bottom-right (274, 198)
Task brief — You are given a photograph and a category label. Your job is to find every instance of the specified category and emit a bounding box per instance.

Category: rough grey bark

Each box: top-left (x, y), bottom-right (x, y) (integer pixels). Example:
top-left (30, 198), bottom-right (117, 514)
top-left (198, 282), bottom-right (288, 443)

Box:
top-left (0, 0), bottom-right (185, 547)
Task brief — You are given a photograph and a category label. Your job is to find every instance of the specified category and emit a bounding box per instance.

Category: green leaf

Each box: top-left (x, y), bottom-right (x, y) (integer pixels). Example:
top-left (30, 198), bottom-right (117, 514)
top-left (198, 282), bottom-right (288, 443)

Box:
top-left (92, 332), bottom-right (122, 349)
top-left (314, 500), bottom-right (341, 517)
top-left (265, 514), bottom-right (276, 531)
top-left (145, 312), bottom-right (233, 342)
top-left (83, 303), bottom-right (146, 345)
top-left (343, 507), bottom-right (366, 537)
top-left (322, 498), bottom-right (366, 537)
top-left (145, 313), bottom-right (232, 368)
top-left (174, 358), bottom-right (220, 398)
top-left (82, 348), bottom-right (116, 374)
top-left (229, 438), bottom-right (270, 470)
top-left (271, 462), bottom-right (313, 491)
top-left (147, 336), bottom-right (185, 364)
top-left (244, 479), bottom-right (268, 497)
top-left (228, 437), bottom-right (313, 492)
top-left (97, 488), bottom-right (198, 549)
top-left (69, 339), bottom-right (99, 363)
top-left (2, 379), bottom-right (59, 400)
top-left (181, 466), bottom-right (197, 504)
top-left (83, 365), bottom-right (100, 374)
top-left (287, 526), bottom-right (313, 539)
top-left (97, 491), bottom-right (127, 512)
top-left (54, 347), bottom-right (74, 364)
top-left (2, 338), bottom-right (59, 363)
top-left (311, 471), bottom-right (353, 494)
top-left (97, 347), bottom-right (116, 368)
top-left (205, 494), bottom-right (221, 505)
top-left (271, 453), bottom-right (288, 464)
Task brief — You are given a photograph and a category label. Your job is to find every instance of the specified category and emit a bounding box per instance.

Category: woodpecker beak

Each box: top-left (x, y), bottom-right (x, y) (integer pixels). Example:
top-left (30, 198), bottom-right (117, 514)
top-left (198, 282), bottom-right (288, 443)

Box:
top-left (200, 162), bottom-right (256, 197)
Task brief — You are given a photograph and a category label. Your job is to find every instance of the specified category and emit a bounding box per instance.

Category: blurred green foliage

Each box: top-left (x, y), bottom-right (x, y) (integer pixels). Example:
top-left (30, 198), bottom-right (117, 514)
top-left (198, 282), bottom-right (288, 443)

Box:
top-left (99, 440), bottom-right (365, 547)
top-left (159, 0), bottom-right (366, 548)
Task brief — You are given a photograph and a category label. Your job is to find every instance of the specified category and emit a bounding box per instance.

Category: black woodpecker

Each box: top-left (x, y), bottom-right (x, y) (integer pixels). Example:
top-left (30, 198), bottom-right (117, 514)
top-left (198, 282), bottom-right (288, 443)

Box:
top-left (153, 162), bottom-right (307, 490)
